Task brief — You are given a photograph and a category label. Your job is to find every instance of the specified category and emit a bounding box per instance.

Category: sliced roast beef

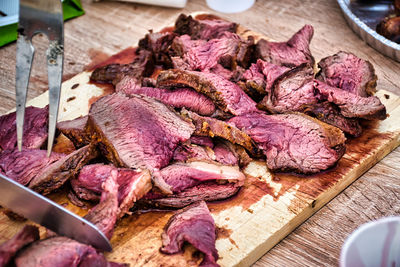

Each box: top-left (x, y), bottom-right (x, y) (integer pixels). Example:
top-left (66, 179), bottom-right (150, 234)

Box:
top-left (27, 144), bottom-right (97, 195)
top-left (255, 59), bottom-right (290, 95)
top-left (0, 225), bottom-right (39, 266)
top-left (213, 141), bottom-right (239, 166)
top-left (242, 59), bottom-right (290, 100)
top-left (117, 168), bottom-right (152, 217)
top-left (57, 116), bottom-right (90, 147)
top-left (317, 51), bottom-right (377, 97)
top-left (0, 149), bottom-right (64, 186)
top-left (209, 64), bottom-right (243, 82)
top-left (71, 164), bottom-right (115, 201)
top-left (256, 25), bottom-right (314, 68)
top-left (239, 64), bottom-right (266, 100)
top-left (138, 31), bottom-right (176, 67)
top-left (303, 102), bottom-right (362, 137)
top-left (161, 201), bottom-right (219, 267)
top-left (182, 110), bottom-right (259, 156)
top-left (229, 112), bottom-right (346, 173)
top-left (173, 140), bottom-right (247, 167)
top-left (171, 33), bottom-right (253, 71)
top-left (139, 181), bottom-right (240, 209)
top-left (90, 50), bottom-right (154, 85)
top-left (315, 80), bottom-right (386, 120)
top-left (157, 69), bottom-right (258, 116)
top-left (258, 64), bottom-right (384, 134)
top-left (83, 169), bottom-right (119, 239)
top-left (152, 161), bottom-right (245, 194)
top-left (173, 143), bottom-right (215, 163)
top-left (14, 236), bottom-right (123, 267)
top-left (0, 106), bottom-right (48, 151)
top-left (87, 93), bottom-right (194, 170)
top-left (190, 136), bottom-right (214, 148)
top-left (174, 13), bottom-right (237, 40)
top-left (115, 75), bottom-right (143, 95)
top-left (218, 140), bottom-right (252, 168)
top-left (71, 163), bottom-right (152, 218)
top-left (115, 86), bottom-right (216, 116)
top-left (258, 63), bottom-right (316, 114)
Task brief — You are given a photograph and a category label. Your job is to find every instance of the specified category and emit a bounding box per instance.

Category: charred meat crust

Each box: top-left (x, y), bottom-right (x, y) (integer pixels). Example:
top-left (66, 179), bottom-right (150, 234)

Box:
top-left (28, 144), bottom-right (98, 195)
top-left (57, 116), bottom-right (90, 147)
top-left (90, 50), bottom-right (154, 85)
top-left (181, 109), bottom-right (261, 157)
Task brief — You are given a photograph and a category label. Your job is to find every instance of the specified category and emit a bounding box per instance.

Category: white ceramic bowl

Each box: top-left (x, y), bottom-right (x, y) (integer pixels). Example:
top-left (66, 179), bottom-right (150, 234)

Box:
top-left (206, 0), bottom-right (255, 14)
top-left (340, 217), bottom-right (400, 267)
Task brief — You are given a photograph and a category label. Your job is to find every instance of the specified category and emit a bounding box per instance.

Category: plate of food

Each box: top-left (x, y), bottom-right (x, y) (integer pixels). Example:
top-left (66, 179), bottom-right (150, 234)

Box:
top-left (1, 12), bottom-right (400, 267)
top-left (337, 0), bottom-right (400, 62)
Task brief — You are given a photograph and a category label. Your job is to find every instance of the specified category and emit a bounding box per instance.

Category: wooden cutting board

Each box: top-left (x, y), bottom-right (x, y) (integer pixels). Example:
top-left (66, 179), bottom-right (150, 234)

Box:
top-left (1, 13), bottom-right (400, 267)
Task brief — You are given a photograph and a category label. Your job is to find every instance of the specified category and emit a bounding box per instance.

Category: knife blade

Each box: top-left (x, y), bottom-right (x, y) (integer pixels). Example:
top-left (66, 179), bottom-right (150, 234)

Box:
top-left (0, 173), bottom-right (112, 252)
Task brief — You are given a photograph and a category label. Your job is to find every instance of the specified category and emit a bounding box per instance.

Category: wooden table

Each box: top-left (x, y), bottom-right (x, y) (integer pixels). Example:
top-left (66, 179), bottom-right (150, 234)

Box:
top-left (1, 0), bottom-right (399, 266)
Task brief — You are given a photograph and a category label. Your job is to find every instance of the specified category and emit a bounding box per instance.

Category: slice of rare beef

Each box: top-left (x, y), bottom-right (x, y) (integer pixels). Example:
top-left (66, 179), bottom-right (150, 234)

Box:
top-left (28, 144), bottom-right (98, 195)
top-left (255, 25), bottom-right (314, 68)
top-left (190, 136), bottom-right (214, 148)
top-left (173, 143), bottom-right (215, 163)
top-left (171, 35), bottom-right (235, 71)
top-left (174, 13), bottom-right (237, 40)
top-left (57, 115), bottom-right (90, 147)
top-left (173, 140), bottom-right (249, 168)
top-left (157, 69), bottom-right (258, 116)
top-left (242, 59), bottom-right (290, 100)
top-left (152, 161), bottom-right (245, 194)
top-left (117, 168), bottom-right (152, 217)
top-left (71, 163), bottom-right (152, 218)
top-left (160, 201), bottom-right (219, 267)
top-left (70, 164), bottom-right (113, 201)
top-left (258, 63), bottom-right (316, 114)
top-left (303, 102), bottom-right (362, 137)
top-left (139, 181), bottom-right (240, 209)
top-left (181, 110), bottom-right (259, 156)
top-left (0, 106), bottom-right (48, 151)
top-left (0, 149), bottom-right (64, 186)
top-left (90, 50), bottom-right (154, 85)
top-left (14, 236), bottom-right (125, 267)
top-left (171, 33), bottom-right (253, 71)
top-left (213, 141), bottom-right (239, 166)
top-left (258, 64), bottom-right (375, 135)
top-left (317, 51), bottom-right (377, 97)
top-left (87, 93), bottom-right (194, 170)
top-left (229, 112), bottom-right (346, 173)
top-left (116, 86), bottom-right (216, 116)
top-left (314, 80), bottom-right (386, 120)
top-left (83, 169), bottom-right (119, 239)
top-left (0, 225), bottom-right (39, 266)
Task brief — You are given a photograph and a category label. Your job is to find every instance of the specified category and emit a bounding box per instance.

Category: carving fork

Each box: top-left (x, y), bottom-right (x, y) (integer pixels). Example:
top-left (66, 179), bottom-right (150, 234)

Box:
top-left (16, 0), bottom-right (63, 156)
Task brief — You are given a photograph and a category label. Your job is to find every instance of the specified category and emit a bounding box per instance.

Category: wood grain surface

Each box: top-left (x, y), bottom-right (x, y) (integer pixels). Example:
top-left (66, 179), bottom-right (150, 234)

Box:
top-left (1, 1), bottom-right (400, 266)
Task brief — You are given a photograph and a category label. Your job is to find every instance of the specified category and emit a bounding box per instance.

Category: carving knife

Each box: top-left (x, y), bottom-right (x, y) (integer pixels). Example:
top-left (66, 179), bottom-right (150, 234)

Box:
top-left (0, 173), bottom-right (112, 252)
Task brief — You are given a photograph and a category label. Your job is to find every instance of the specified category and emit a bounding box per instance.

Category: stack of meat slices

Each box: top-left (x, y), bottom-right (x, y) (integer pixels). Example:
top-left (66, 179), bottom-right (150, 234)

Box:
top-left (0, 13), bottom-right (387, 266)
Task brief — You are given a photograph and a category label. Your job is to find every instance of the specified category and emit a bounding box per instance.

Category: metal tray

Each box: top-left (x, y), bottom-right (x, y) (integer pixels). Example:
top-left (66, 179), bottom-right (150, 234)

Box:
top-left (337, 0), bottom-right (400, 62)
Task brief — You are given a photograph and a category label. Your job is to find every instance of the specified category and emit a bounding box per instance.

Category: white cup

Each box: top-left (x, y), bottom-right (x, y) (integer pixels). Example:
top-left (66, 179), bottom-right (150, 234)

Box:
top-left (206, 0), bottom-right (255, 13)
top-left (340, 217), bottom-right (400, 267)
